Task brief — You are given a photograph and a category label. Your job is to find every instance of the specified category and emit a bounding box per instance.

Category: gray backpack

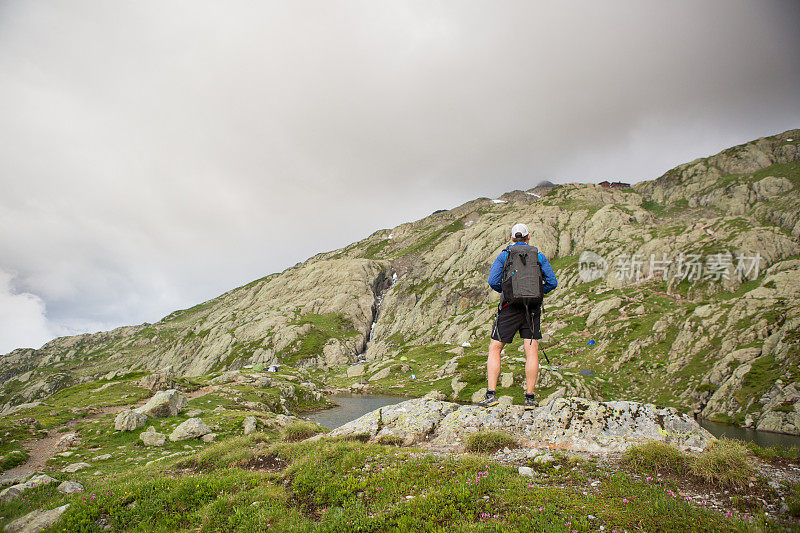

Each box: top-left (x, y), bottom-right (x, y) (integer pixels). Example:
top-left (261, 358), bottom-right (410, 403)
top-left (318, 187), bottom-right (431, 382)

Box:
top-left (500, 245), bottom-right (543, 305)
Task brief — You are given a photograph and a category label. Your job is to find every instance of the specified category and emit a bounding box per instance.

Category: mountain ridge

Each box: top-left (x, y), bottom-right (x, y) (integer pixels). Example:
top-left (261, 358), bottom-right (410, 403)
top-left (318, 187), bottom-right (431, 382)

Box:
top-left (2, 128), bottom-right (799, 435)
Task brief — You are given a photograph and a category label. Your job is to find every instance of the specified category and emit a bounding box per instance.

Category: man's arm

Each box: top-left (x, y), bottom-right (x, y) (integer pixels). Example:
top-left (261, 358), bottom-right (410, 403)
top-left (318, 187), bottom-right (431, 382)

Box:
top-left (539, 252), bottom-right (558, 294)
top-left (487, 251), bottom-right (507, 293)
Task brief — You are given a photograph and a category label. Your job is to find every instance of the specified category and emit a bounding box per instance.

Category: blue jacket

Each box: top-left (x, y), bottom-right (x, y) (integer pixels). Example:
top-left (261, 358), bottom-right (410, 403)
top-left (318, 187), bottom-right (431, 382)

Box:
top-left (488, 242), bottom-right (558, 295)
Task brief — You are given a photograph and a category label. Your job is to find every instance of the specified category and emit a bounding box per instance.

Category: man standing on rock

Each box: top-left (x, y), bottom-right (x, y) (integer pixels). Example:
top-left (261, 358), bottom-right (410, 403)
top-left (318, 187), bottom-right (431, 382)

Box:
top-left (477, 223), bottom-right (557, 409)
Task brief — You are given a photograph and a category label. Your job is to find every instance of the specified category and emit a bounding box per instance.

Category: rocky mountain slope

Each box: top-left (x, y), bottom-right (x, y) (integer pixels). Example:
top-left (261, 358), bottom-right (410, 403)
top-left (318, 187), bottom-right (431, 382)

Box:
top-left (2, 128), bottom-right (799, 434)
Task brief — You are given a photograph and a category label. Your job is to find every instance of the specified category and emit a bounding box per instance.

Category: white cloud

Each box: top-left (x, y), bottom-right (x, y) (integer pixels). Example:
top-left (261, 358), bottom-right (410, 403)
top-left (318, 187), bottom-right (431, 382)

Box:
top-left (0, 269), bottom-right (65, 353)
top-left (0, 1), bottom-right (798, 353)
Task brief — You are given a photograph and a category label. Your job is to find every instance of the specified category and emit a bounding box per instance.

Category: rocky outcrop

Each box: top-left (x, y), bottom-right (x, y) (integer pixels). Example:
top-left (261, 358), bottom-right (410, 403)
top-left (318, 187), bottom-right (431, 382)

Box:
top-left (328, 398), bottom-right (713, 453)
top-left (4, 504), bottom-right (69, 533)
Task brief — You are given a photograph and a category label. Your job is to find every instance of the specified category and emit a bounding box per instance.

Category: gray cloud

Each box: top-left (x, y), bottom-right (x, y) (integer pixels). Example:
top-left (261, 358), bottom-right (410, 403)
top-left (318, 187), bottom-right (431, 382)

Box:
top-left (1, 0), bottom-right (799, 351)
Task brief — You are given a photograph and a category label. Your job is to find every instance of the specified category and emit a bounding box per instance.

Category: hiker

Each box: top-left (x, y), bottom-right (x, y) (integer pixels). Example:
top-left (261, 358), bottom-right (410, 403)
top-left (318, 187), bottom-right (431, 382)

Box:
top-left (477, 223), bottom-right (557, 409)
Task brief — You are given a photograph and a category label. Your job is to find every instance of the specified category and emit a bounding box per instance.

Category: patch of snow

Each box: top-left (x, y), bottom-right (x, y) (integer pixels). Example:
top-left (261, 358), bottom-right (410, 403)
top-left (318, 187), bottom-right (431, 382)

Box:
top-left (461, 341), bottom-right (472, 347)
top-left (492, 199), bottom-right (507, 204)
top-left (787, 138), bottom-right (794, 142)
top-left (526, 192), bottom-right (541, 198)
top-left (388, 233), bottom-right (393, 239)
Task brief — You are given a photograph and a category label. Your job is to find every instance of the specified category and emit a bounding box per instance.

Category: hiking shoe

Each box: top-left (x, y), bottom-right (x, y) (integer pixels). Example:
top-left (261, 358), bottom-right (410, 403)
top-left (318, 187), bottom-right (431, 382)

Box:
top-left (476, 392), bottom-right (499, 407)
top-left (524, 396), bottom-right (539, 410)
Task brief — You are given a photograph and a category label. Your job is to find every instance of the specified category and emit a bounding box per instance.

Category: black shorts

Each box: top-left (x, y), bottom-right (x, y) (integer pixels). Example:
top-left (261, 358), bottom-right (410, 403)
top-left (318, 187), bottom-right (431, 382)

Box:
top-left (490, 301), bottom-right (542, 343)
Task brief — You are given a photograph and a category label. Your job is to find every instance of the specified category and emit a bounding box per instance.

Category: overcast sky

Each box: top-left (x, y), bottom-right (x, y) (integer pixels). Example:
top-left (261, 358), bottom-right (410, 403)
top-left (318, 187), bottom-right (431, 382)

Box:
top-left (1, 1), bottom-right (799, 354)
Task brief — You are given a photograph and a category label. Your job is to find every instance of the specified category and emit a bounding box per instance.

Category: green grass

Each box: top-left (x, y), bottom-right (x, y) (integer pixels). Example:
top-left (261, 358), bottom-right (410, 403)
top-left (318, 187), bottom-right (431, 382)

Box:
top-left (690, 439), bottom-right (755, 487)
top-left (787, 483), bottom-right (800, 517)
top-left (282, 420), bottom-right (324, 442)
top-left (752, 161), bottom-right (800, 187)
top-left (745, 442), bottom-right (800, 462)
top-left (0, 428), bottom-right (760, 532)
top-left (0, 449), bottom-right (28, 472)
top-left (464, 431), bottom-right (517, 454)
top-left (621, 441), bottom-right (688, 475)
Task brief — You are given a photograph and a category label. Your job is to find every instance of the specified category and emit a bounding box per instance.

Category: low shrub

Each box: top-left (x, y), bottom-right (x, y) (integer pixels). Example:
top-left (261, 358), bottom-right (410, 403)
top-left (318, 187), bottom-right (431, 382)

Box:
top-left (621, 441), bottom-right (687, 475)
top-left (465, 431), bottom-right (516, 454)
top-left (282, 420), bottom-right (322, 442)
top-left (746, 441), bottom-right (800, 462)
top-left (690, 438), bottom-right (755, 487)
top-left (787, 483), bottom-right (800, 517)
top-left (376, 434), bottom-right (405, 446)
top-left (0, 450), bottom-right (28, 472)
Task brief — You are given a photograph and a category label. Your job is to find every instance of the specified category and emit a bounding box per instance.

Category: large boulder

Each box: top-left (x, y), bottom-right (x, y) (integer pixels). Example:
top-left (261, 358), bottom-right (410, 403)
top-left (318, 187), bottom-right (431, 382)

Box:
top-left (329, 397), bottom-right (714, 453)
top-left (135, 389), bottom-right (187, 418)
top-left (114, 409), bottom-right (147, 431)
top-left (0, 475), bottom-right (57, 503)
top-left (169, 418), bottom-right (211, 442)
top-left (4, 504), bottom-right (70, 533)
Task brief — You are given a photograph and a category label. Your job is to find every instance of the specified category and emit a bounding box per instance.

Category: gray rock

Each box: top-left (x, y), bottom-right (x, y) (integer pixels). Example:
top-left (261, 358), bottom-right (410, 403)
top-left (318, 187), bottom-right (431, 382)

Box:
top-left (4, 504), bottom-right (70, 533)
top-left (450, 376), bottom-right (466, 399)
top-left (587, 297), bottom-right (622, 327)
top-left (498, 395), bottom-right (514, 407)
top-left (423, 390), bottom-right (446, 401)
top-left (532, 453), bottom-right (555, 464)
top-left (243, 416), bottom-right (257, 435)
top-left (0, 475), bottom-right (57, 503)
top-left (135, 389), bottom-right (187, 418)
top-left (61, 462), bottom-right (91, 473)
top-left (329, 397), bottom-right (714, 454)
top-left (500, 372), bottom-right (514, 388)
top-left (169, 418), bottom-right (211, 441)
top-left (93, 454), bottom-right (112, 461)
top-left (518, 466), bottom-right (534, 477)
top-left (57, 481), bottom-right (83, 494)
top-left (140, 427), bottom-right (167, 447)
top-left (54, 433), bottom-right (80, 452)
top-left (470, 388), bottom-right (487, 404)
top-left (138, 373), bottom-right (177, 392)
top-left (346, 364), bottom-right (365, 378)
top-left (370, 366), bottom-right (391, 381)
top-left (201, 433), bottom-right (217, 443)
top-left (114, 409), bottom-right (147, 431)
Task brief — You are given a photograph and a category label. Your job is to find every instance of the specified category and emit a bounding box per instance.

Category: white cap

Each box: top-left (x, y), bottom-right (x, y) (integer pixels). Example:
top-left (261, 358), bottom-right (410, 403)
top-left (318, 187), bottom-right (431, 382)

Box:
top-left (511, 223), bottom-right (529, 238)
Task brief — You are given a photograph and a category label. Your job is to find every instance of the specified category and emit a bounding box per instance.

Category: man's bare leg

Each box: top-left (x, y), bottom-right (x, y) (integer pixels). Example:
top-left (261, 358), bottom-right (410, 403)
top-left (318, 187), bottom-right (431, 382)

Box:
top-left (523, 338), bottom-right (539, 394)
top-left (487, 339), bottom-right (505, 390)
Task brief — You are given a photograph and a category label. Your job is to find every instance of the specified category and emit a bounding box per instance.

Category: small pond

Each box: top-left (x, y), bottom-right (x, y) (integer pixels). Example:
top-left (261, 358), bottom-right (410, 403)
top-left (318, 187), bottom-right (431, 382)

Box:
top-left (699, 419), bottom-right (800, 449)
top-left (305, 393), bottom-right (407, 430)
top-left (305, 394), bottom-right (800, 448)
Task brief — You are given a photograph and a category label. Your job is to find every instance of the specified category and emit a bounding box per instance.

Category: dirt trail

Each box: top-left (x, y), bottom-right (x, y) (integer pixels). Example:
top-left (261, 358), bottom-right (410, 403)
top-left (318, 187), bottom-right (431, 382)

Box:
top-left (0, 384), bottom-right (219, 485)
